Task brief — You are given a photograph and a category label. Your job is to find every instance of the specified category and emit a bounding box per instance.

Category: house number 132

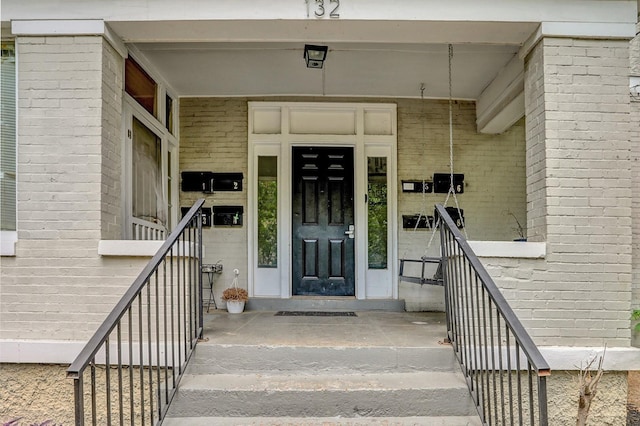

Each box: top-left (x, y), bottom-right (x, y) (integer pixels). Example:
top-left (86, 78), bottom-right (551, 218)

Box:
top-left (312, 0), bottom-right (340, 18)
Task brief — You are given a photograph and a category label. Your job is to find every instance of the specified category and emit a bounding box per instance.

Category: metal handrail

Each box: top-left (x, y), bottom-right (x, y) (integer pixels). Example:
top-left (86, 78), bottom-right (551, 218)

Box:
top-left (436, 204), bottom-right (550, 425)
top-left (67, 199), bottom-right (205, 425)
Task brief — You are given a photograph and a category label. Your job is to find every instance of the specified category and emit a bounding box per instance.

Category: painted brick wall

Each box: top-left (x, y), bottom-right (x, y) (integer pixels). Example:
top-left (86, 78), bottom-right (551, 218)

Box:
top-left (179, 97), bottom-right (527, 307)
top-left (631, 23), bottom-right (640, 346)
top-left (518, 38), bottom-right (633, 346)
top-left (15, 36), bottom-right (104, 241)
top-left (0, 36), bottom-right (143, 342)
top-left (100, 40), bottom-right (123, 240)
top-left (396, 99), bottom-right (526, 310)
top-left (524, 40), bottom-right (548, 243)
top-left (180, 99), bottom-right (249, 299)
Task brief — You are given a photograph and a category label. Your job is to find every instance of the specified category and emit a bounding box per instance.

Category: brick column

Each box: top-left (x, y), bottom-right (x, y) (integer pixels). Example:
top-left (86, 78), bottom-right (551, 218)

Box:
top-left (523, 37), bottom-right (633, 346)
top-left (16, 35), bottom-right (123, 241)
top-left (525, 38), bottom-right (632, 346)
top-left (0, 35), bottom-right (127, 341)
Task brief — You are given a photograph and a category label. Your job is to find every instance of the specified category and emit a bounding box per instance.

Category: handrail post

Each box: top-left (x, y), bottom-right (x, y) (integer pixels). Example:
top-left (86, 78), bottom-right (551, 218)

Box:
top-left (538, 376), bottom-right (549, 425)
top-left (72, 376), bottom-right (84, 426)
top-left (198, 210), bottom-right (204, 338)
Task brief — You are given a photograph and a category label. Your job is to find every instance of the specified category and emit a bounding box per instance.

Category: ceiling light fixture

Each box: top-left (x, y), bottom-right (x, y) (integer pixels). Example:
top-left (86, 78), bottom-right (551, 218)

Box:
top-left (304, 44), bottom-right (328, 69)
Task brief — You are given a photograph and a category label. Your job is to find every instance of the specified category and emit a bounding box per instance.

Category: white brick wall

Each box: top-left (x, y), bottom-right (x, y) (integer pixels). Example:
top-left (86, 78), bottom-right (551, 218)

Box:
top-left (100, 40), bottom-right (123, 240)
top-left (0, 36), bottom-right (143, 342)
top-left (631, 23), bottom-right (640, 346)
top-left (524, 41), bottom-right (548, 242)
top-left (16, 36), bottom-right (103, 241)
top-left (518, 37), bottom-right (634, 346)
top-left (180, 99), bottom-right (249, 300)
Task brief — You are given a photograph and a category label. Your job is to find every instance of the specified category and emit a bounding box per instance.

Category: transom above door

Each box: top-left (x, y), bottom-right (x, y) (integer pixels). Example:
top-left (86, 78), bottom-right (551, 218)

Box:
top-left (248, 102), bottom-right (398, 300)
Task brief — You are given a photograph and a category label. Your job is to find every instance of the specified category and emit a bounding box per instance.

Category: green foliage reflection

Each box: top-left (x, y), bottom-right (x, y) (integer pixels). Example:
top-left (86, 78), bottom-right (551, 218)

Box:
top-left (257, 179), bottom-right (278, 267)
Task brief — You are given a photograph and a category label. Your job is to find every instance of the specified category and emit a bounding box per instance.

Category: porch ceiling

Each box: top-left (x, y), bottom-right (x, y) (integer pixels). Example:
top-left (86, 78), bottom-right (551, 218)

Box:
top-left (117, 20), bottom-right (536, 100)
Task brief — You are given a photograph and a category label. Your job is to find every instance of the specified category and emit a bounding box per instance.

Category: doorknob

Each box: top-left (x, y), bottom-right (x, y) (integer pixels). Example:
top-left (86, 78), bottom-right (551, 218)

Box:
top-left (345, 224), bottom-right (355, 239)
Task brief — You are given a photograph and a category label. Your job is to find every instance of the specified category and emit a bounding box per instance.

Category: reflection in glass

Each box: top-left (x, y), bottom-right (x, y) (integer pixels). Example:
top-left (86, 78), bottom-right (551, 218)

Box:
top-left (368, 157), bottom-right (387, 269)
top-left (132, 117), bottom-right (164, 225)
top-left (258, 156), bottom-right (278, 267)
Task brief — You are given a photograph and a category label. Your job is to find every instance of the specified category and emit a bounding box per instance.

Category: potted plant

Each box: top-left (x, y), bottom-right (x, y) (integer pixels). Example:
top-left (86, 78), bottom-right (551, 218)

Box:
top-left (222, 269), bottom-right (248, 313)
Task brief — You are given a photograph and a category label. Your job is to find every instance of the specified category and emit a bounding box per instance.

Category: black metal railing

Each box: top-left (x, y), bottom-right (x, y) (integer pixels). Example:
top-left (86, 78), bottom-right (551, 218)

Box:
top-left (436, 204), bottom-right (551, 426)
top-left (67, 199), bottom-right (205, 426)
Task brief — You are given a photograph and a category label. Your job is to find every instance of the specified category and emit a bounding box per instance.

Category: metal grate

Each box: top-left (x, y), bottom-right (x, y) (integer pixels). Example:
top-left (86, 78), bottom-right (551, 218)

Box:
top-left (275, 311), bottom-right (357, 317)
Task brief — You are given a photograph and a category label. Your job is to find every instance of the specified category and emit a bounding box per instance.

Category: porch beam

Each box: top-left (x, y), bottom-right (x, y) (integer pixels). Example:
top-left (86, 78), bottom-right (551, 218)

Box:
top-left (476, 54), bottom-right (524, 134)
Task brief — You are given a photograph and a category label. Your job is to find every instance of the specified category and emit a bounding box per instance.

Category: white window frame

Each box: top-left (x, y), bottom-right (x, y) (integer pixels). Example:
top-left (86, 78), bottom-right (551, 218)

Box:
top-left (122, 53), bottom-right (179, 240)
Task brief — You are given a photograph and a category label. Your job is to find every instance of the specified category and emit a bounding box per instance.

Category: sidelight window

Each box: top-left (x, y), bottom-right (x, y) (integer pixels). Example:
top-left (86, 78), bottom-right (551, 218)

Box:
top-left (257, 156), bottom-right (278, 267)
top-left (367, 157), bottom-right (388, 269)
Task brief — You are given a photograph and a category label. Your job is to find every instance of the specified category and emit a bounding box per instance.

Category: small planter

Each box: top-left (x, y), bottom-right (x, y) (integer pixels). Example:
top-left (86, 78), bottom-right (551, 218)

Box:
top-left (221, 269), bottom-right (247, 314)
top-left (226, 300), bottom-right (245, 314)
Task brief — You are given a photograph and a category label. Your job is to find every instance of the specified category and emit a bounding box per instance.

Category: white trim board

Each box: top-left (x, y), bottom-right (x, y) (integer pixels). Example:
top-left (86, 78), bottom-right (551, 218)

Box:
top-left (468, 241), bottom-right (546, 258)
top-left (0, 231), bottom-right (17, 256)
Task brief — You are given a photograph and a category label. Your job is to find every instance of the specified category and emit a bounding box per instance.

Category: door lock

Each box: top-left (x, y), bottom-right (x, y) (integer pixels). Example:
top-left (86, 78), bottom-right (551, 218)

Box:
top-left (345, 224), bottom-right (355, 239)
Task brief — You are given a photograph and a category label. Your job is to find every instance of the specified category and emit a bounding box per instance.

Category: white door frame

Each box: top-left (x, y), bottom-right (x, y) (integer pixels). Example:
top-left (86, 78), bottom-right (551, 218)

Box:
top-left (248, 102), bottom-right (397, 299)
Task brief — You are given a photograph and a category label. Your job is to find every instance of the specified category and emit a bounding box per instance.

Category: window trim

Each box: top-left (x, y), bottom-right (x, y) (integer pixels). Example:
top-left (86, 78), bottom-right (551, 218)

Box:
top-left (121, 52), bottom-right (179, 240)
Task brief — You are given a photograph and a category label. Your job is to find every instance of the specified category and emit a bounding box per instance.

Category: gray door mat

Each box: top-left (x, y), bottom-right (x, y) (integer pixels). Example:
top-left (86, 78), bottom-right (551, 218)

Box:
top-left (275, 311), bottom-right (357, 317)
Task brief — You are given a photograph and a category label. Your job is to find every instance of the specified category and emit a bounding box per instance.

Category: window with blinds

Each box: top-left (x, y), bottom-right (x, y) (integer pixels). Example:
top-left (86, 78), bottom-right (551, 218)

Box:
top-left (1, 41), bottom-right (16, 231)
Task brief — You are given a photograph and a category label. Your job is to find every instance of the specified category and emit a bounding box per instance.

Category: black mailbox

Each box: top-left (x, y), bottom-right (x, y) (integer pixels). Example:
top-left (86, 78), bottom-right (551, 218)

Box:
top-left (211, 173), bottom-right (243, 192)
top-left (181, 207), bottom-right (212, 227)
top-left (181, 172), bottom-right (243, 193)
top-left (433, 173), bottom-right (464, 194)
top-left (435, 206), bottom-right (465, 229)
top-left (181, 171), bottom-right (213, 192)
top-left (401, 180), bottom-right (433, 193)
top-left (213, 206), bottom-right (244, 226)
top-left (402, 214), bottom-right (434, 229)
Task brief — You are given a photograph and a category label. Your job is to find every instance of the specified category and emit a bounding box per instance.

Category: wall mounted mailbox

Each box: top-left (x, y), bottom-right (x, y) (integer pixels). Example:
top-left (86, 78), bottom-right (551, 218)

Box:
top-left (181, 206), bottom-right (212, 227)
top-left (213, 206), bottom-right (244, 226)
top-left (401, 180), bottom-right (433, 193)
top-left (436, 206), bottom-right (465, 229)
top-left (181, 172), bottom-right (243, 193)
top-left (433, 173), bottom-right (464, 194)
top-left (211, 173), bottom-right (243, 192)
top-left (181, 171), bottom-right (213, 192)
top-left (402, 214), bottom-right (434, 229)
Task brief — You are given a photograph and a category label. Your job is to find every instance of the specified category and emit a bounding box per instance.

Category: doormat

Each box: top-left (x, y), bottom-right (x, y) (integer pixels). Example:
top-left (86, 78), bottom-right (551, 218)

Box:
top-left (275, 311), bottom-right (357, 317)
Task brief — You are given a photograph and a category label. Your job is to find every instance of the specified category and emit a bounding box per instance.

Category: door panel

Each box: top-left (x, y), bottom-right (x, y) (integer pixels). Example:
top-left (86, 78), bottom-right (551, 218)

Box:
top-left (292, 147), bottom-right (355, 296)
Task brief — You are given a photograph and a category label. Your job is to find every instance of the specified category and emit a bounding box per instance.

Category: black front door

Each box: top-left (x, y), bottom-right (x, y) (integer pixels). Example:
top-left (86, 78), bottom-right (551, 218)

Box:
top-left (292, 146), bottom-right (355, 296)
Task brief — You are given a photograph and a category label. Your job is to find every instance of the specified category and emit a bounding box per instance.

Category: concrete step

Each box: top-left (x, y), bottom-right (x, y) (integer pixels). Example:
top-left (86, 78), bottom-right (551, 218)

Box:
top-left (188, 344), bottom-right (458, 374)
top-left (163, 416), bottom-right (483, 425)
top-left (165, 371), bottom-right (478, 418)
top-left (246, 298), bottom-right (406, 312)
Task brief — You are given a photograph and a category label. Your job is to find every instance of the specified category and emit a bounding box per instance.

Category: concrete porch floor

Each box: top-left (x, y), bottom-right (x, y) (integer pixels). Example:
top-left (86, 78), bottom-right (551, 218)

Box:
top-left (200, 310), bottom-right (450, 348)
